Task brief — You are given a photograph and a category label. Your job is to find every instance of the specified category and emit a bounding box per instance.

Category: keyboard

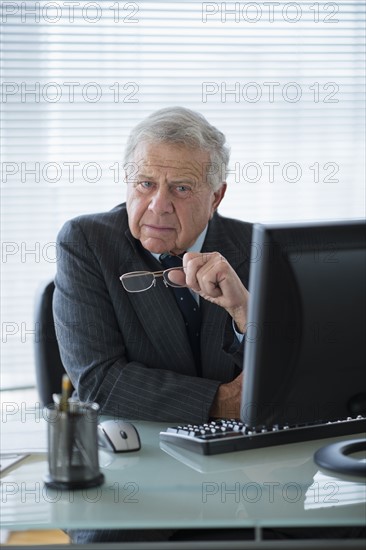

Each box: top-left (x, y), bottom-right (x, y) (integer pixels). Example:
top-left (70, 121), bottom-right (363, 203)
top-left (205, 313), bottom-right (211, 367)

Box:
top-left (159, 416), bottom-right (366, 455)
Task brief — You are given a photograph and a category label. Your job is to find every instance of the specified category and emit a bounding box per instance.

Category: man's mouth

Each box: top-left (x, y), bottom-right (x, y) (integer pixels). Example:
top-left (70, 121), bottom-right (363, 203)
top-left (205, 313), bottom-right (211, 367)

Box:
top-left (143, 224), bottom-right (175, 232)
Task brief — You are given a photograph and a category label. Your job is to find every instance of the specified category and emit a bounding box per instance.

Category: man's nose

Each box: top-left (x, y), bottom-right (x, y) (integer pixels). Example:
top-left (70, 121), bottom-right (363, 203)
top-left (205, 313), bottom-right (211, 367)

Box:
top-left (148, 187), bottom-right (174, 214)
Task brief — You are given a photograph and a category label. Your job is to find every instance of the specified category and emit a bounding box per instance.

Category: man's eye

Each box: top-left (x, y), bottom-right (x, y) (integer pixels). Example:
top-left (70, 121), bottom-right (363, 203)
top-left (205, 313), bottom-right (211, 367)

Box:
top-left (175, 185), bottom-right (191, 195)
top-left (138, 181), bottom-right (153, 191)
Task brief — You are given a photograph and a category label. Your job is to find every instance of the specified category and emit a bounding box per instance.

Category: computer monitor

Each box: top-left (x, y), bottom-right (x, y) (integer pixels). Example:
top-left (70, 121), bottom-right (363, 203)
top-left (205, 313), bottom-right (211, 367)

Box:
top-left (241, 220), bottom-right (366, 429)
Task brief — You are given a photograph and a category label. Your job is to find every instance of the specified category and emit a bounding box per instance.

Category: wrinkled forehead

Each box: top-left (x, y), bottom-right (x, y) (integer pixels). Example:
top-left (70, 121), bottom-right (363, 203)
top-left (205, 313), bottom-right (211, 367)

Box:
top-left (130, 141), bottom-right (210, 182)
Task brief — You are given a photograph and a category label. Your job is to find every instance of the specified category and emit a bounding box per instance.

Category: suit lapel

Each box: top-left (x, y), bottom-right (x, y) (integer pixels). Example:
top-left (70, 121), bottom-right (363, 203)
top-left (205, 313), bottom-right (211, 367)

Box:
top-left (119, 231), bottom-right (196, 376)
top-left (201, 215), bottom-right (243, 271)
top-left (199, 215), bottom-right (243, 380)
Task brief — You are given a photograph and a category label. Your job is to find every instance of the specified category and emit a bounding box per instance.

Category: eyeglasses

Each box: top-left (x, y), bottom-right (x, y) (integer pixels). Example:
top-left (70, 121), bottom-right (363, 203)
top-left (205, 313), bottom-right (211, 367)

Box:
top-left (120, 267), bottom-right (187, 293)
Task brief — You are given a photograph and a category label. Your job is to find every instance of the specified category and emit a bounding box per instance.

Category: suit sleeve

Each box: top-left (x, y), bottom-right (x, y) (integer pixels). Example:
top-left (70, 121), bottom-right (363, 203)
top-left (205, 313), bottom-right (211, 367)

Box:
top-left (53, 219), bottom-right (222, 423)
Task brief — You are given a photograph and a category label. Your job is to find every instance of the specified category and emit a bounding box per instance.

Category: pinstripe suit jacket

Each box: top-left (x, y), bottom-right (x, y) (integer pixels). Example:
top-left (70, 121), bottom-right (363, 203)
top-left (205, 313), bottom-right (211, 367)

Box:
top-left (53, 203), bottom-right (252, 423)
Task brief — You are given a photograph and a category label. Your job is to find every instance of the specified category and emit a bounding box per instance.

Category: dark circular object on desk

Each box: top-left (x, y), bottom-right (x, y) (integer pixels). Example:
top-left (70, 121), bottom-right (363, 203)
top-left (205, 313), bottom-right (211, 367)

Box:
top-left (44, 472), bottom-right (105, 490)
top-left (314, 439), bottom-right (366, 477)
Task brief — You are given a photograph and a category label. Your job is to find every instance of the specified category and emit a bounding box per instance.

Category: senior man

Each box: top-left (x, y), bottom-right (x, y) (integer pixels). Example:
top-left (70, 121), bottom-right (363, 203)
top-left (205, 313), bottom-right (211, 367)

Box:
top-left (53, 109), bottom-right (366, 545)
top-left (54, 106), bottom-right (252, 425)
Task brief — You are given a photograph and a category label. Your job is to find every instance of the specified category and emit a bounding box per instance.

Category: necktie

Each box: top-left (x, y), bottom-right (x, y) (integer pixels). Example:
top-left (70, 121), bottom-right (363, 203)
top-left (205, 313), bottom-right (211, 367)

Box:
top-left (160, 253), bottom-right (202, 376)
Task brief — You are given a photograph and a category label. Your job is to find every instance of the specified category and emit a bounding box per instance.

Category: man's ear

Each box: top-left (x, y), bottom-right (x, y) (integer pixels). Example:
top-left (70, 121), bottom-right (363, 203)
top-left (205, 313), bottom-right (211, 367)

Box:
top-left (210, 183), bottom-right (227, 217)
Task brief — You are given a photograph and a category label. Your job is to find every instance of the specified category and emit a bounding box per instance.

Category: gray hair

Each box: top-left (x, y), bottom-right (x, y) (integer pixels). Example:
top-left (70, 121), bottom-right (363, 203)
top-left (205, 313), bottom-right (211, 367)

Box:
top-left (123, 106), bottom-right (230, 190)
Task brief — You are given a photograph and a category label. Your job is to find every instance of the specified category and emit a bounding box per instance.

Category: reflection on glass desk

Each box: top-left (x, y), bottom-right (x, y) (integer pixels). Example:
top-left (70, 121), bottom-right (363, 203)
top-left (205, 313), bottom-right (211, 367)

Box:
top-left (1, 416), bottom-right (365, 534)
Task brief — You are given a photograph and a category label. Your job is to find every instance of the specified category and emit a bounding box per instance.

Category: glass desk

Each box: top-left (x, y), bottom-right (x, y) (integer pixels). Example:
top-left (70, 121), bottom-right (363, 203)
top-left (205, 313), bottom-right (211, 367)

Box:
top-left (1, 415), bottom-right (365, 540)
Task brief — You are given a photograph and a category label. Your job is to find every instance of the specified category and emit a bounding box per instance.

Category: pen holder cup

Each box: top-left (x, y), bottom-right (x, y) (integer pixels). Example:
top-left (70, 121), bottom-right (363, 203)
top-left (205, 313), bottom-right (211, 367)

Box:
top-left (44, 402), bottom-right (104, 490)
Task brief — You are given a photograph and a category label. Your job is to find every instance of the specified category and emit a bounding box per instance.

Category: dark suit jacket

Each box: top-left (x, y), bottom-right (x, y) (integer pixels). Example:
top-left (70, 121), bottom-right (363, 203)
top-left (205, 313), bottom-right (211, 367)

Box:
top-left (53, 203), bottom-right (253, 423)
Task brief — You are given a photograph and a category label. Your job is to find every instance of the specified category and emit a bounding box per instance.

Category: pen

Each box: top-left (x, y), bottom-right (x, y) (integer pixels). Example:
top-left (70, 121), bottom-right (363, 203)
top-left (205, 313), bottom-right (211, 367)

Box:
top-left (59, 374), bottom-right (72, 413)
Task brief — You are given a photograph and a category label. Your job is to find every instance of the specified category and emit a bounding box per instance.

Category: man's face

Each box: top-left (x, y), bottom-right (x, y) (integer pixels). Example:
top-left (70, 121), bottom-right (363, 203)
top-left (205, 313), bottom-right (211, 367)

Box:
top-left (126, 141), bottom-right (226, 255)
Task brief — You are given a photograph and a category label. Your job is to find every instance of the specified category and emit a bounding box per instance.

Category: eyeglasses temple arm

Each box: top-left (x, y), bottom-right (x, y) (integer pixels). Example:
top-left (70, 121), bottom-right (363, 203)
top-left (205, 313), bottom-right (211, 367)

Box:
top-left (121, 271), bottom-right (165, 279)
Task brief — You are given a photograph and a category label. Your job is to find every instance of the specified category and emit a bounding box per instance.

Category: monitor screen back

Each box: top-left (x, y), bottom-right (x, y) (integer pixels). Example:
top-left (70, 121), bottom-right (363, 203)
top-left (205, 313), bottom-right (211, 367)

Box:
top-left (241, 221), bottom-right (366, 429)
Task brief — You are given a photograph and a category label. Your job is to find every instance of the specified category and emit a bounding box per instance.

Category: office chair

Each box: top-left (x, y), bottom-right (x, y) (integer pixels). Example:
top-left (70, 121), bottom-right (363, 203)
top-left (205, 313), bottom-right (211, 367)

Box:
top-left (34, 280), bottom-right (68, 406)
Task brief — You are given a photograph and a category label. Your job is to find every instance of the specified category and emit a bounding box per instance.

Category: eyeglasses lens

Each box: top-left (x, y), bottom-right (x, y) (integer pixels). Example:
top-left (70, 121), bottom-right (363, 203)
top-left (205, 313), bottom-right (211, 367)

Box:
top-left (121, 272), bottom-right (155, 292)
top-left (164, 267), bottom-right (187, 288)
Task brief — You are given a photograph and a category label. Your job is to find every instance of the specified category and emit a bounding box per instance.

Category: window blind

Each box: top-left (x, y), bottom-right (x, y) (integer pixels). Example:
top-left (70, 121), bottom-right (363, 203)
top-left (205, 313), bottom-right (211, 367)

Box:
top-left (1, 0), bottom-right (365, 389)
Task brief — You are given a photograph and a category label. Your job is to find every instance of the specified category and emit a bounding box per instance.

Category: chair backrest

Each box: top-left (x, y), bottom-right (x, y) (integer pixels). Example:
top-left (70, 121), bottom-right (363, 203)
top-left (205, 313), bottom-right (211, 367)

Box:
top-left (34, 280), bottom-right (68, 406)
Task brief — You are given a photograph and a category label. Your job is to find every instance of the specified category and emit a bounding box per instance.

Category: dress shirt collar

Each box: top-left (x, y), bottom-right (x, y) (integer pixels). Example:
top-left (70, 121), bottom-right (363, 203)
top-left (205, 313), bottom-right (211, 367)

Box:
top-left (149, 225), bottom-right (208, 262)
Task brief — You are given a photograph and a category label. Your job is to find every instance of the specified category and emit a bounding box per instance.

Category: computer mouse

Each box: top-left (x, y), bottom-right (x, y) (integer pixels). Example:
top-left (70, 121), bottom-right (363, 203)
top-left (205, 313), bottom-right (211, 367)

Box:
top-left (97, 419), bottom-right (141, 452)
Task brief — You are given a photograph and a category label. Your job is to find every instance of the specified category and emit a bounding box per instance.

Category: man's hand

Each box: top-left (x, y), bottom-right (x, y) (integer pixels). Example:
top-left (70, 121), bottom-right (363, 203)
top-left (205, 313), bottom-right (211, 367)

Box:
top-left (210, 372), bottom-right (243, 419)
top-left (183, 251), bottom-right (249, 333)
